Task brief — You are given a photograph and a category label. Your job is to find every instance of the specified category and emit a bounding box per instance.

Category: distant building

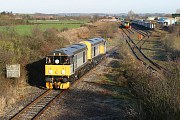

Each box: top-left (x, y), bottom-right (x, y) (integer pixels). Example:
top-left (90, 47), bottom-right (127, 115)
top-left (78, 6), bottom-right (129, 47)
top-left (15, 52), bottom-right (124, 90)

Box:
top-left (32, 13), bottom-right (56, 20)
top-left (99, 19), bottom-right (118, 22)
top-left (99, 16), bottom-right (119, 22)
top-left (146, 17), bottom-right (156, 20)
top-left (157, 17), bottom-right (176, 26)
top-left (172, 14), bottom-right (180, 22)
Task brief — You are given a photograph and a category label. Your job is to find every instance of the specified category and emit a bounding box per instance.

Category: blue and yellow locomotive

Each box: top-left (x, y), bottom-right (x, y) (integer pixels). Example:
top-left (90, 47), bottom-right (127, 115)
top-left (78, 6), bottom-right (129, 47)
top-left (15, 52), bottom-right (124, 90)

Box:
top-left (45, 38), bottom-right (106, 89)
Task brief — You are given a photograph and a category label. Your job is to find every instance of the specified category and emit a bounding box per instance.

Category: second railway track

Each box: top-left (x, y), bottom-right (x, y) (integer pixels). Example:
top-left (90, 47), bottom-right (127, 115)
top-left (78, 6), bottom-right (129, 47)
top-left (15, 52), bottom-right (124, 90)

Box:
top-left (121, 26), bottom-right (167, 74)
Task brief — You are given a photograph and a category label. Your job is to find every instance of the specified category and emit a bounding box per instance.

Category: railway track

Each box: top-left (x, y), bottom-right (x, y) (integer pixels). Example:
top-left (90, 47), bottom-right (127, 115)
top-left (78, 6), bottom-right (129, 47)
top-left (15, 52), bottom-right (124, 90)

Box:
top-left (10, 90), bottom-right (64, 120)
top-left (130, 25), bottom-right (151, 47)
top-left (121, 27), bottom-right (167, 73)
top-left (10, 45), bottom-right (119, 120)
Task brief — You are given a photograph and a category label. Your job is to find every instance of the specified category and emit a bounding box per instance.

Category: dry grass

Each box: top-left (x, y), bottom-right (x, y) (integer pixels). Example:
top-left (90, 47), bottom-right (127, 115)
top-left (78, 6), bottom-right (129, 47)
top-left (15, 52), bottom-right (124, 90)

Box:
top-left (0, 77), bottom-right (18, 114)
top-left (0, 96), bottom-right (6, 114)
top-left (160, 33), bottom-right (180, 61)
top-left (57, 21), bottom-right (118, 44)
top-left (57, 27), bottom-right (90, 44)
top-left (122, 59), bottom-right (180, 119)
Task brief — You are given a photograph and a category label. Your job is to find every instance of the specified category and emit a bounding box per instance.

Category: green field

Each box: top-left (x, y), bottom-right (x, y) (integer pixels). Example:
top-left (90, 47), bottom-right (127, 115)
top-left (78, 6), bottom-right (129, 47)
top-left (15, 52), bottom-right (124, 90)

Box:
top-left (0, 20), bottom-right (88, 35)
top-left (29, 19), bottom-right (88, 24)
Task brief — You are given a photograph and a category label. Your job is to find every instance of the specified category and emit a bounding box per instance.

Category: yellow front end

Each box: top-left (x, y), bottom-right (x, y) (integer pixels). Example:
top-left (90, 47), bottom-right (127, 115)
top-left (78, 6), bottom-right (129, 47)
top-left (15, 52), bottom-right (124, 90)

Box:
top-left (45, 65), bottom-right (71, 76)
top-left (45, 65), bottom-right (71, 89)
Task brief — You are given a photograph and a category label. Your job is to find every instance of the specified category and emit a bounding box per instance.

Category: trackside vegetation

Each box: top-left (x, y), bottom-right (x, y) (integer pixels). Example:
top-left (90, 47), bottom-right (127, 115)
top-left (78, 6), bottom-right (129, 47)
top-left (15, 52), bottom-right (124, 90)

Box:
top-left (118, 28), bottom-right (180, 119)
top-left (0, 27), bottom-right (70, 112)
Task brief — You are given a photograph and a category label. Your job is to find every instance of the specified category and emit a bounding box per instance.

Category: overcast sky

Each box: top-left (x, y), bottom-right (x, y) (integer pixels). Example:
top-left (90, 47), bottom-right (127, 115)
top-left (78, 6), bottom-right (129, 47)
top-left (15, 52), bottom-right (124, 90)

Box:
top-left (0, 0), bottom-right (179, 14)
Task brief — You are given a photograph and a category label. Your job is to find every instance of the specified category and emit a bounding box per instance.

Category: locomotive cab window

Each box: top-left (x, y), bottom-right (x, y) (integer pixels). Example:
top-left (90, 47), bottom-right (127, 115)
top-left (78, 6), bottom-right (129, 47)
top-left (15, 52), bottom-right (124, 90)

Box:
top-left (46, 56), bottom-right (53, 64)
top-left (46, 56), bottom-right (71, 65)
top-left (60, 56), bottom-right (70, 65)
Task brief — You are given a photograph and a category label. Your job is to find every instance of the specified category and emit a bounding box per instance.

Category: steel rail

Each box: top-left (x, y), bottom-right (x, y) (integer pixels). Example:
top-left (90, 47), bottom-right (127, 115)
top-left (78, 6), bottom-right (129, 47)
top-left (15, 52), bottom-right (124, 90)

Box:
top-left (121, 27), bottom-right (167, 73)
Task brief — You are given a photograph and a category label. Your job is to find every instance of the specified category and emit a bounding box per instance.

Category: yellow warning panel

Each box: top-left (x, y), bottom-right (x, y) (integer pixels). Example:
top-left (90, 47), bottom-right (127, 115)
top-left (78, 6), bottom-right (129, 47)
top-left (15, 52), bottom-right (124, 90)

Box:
top-left (46, 82), bottom-right (53, 89)
top-left (60, 82), bottom-right (70, 89)
top-left (46, 82), bottom-right (50, 89)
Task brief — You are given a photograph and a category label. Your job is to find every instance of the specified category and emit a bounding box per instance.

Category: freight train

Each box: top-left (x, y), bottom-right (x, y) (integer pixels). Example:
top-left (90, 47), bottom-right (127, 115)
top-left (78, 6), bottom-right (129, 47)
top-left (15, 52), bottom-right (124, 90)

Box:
top-left (45, 38), bottom-right (106, 89)
top-left (121, 21), bottom-right (130, 28)
top-left (132, 20), bottom-right (156, 30)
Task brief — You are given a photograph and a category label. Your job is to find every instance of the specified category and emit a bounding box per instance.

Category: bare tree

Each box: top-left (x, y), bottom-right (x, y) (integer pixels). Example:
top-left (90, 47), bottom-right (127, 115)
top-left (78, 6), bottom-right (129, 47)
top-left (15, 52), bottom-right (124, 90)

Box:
top-left (176, 9), bottom-right (180, 14)
top-left (127, 10), bottom-right (136, 20)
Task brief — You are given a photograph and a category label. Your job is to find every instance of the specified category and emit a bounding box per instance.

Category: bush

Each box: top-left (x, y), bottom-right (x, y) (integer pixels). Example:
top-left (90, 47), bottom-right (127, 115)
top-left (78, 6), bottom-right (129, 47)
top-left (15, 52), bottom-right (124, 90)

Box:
top-left (0, 25), bottom-right (69, 112)
top-left (88, 22), bottom-right (118, 39)
top-left (160, 33), bottom-right (180, 61)
top-left (60, 27), bottom-right (69, 32)
top-left (123, 61), bottom-right (180, 119)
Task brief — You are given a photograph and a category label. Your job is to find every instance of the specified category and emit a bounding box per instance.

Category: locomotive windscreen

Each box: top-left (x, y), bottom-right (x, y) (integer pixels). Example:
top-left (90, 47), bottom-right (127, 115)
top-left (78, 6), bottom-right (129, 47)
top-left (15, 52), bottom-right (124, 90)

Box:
top-left (46, 56), bottom-right (70, 65)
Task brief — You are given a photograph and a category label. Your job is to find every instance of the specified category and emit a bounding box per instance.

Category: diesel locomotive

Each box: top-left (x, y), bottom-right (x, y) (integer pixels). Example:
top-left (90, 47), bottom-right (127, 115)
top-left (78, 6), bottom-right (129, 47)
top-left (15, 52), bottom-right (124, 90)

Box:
top-left (121, 21), bottom-right (130, 28)
top-left (45, 38), bottom-right (106, 89)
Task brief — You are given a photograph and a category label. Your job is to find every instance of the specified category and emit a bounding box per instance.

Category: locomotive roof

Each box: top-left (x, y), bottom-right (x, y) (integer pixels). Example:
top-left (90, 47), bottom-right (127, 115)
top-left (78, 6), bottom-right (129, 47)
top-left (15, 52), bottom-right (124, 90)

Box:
top-left (48, 43), bottom-right (87, 56)
top-left (86, 38), bottom-right (105, 45)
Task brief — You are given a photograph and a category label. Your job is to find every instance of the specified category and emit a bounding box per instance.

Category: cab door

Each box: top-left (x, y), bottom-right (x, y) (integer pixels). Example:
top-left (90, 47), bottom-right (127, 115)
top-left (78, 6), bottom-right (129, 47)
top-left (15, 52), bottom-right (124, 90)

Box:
top-left (73, 55), bottom-right (77, 71)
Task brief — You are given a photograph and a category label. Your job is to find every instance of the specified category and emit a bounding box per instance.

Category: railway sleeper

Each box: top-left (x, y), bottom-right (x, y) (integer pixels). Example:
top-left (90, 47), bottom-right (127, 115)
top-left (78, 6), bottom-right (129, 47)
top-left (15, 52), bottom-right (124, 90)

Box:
top-left (29, 106), bottom-right (44, 109)
top-left (20, 115), bottom-right (34, 119)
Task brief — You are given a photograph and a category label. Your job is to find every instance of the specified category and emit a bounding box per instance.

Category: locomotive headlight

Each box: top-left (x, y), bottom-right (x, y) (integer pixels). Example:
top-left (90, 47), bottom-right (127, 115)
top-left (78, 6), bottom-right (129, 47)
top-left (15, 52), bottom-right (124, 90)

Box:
top-left (55, 59), bottom-right (59, 64)
top-left (49, 70), bottom-right (53, 74)
top-left (61, 70), bottom-right (65, 75)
